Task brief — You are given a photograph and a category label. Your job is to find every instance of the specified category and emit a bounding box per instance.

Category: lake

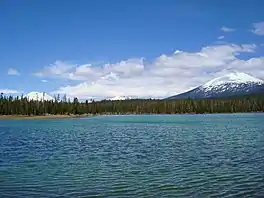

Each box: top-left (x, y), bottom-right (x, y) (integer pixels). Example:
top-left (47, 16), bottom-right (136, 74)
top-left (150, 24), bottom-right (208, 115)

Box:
top-left (1, 114), bottom-right (264, 197)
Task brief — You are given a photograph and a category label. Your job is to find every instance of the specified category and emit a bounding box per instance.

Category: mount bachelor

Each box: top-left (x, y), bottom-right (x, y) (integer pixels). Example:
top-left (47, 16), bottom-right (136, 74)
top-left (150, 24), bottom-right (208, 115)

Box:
top-left (167, 72), bottom-right (264, 99)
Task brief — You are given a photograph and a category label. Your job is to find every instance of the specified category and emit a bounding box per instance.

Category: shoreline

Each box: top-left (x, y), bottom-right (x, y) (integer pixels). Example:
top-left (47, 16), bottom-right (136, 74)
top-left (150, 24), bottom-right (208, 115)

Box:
top-left (0, 111), bottom-right (263, 120)
top-left (0, 114), bottom-right (92, 120)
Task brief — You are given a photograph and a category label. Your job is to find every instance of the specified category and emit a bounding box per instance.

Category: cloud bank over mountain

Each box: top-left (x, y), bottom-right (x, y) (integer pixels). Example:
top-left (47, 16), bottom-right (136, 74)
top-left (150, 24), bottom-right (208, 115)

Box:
top-left (33, 43), bottom-right (264, 100)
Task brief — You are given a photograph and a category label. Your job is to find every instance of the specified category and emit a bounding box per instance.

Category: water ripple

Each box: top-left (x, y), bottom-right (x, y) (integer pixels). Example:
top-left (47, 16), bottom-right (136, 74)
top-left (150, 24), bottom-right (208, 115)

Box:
top-left (1, 114), bottom-right (264, 197)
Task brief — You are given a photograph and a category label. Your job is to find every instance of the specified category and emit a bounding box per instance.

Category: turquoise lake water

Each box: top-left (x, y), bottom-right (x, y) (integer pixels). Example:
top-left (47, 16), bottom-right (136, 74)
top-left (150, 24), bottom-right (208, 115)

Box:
top-left (1, 114), bottom-right (264, 197)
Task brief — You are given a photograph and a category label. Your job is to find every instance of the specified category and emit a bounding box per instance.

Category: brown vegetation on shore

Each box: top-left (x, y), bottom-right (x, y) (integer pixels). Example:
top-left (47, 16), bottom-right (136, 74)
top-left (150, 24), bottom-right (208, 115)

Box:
top-left (0, 114), bottom-right (90, 120)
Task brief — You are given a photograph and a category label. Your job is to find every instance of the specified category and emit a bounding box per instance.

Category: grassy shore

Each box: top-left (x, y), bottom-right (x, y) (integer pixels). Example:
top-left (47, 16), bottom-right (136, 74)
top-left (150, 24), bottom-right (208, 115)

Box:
top-left (0, 114), bottom-right (92, 120)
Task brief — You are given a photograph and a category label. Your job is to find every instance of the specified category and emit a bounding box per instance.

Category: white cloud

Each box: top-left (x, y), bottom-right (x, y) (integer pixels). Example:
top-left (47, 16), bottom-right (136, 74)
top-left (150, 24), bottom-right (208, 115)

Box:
top-left (251, 22), bottom-right (264, 35)
top-left (7, 68), bottom-right (20, 76)
top-left (218, 36), bottom-right (224, 40)
top-left (0, 89), bottom-right (20, 94)
top-left (35, 59), bottom-right (146, 82)
top-left (41, 80), bottom-right (48, 83)
top-left (32, 43), bottom-right (264, 100)
top-left (221, 26), bottom-right (235, 32)
top-left (34, 60), bottom-right (75, 78)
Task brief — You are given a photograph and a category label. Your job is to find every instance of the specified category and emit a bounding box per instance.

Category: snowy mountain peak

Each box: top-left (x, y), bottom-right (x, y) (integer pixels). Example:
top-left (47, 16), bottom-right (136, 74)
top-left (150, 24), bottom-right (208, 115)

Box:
top-left (202, 72), bottom-right (263, 88)
top-left (108, 96), bottom-right (132, 101)
top-left (26, 92), bottom-right (54, 101)
top-left (166, 72), bottom-right (264, 100)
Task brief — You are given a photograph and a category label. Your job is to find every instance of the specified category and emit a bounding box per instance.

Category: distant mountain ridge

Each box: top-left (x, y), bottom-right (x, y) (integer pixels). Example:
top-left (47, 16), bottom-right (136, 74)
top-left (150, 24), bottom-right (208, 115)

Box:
top-left (25, 92), bottom-right (54, 101)
top-left (166, 72), bottom-right (264, 99)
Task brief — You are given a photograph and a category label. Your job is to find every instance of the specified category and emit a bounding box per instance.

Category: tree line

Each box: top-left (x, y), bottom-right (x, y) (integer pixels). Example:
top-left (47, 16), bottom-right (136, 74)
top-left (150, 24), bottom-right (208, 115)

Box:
top-left (0, 93), bottom-right (264, 116)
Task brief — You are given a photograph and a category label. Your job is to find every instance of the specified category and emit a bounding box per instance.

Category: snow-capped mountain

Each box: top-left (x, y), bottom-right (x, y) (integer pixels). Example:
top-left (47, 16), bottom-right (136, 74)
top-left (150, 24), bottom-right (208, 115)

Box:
top-left (166, 72), bottom-right (264, 99)
top-left (108, 96), bottom-right (132, 101)
top-left (25, 92), bottom-right (54, 101)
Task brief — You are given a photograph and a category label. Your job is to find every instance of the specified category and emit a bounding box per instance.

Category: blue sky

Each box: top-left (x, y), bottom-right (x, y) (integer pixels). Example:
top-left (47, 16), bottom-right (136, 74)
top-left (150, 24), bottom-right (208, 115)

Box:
top-left (1, 0), bottom-right (264, 99)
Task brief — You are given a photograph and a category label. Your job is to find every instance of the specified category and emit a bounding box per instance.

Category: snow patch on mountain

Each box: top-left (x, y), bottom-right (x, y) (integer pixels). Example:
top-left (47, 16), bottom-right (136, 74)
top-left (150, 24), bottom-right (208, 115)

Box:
top-left (108, 96), bottom-right (132, 101)
top-left (26, 92), bottom-right (54, 101)
top-left (201, 72), bottom-right (264, 92)
top-left (203, 72), bottom-right (263, 87)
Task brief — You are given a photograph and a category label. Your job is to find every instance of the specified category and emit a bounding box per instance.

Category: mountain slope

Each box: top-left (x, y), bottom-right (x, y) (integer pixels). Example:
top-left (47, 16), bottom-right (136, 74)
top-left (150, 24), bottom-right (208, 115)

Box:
top-left (166, 72), bottom-right (264, 99)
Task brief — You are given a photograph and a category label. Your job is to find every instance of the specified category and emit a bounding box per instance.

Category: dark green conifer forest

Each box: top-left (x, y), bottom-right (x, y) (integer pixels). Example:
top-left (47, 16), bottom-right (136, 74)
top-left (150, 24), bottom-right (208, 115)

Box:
top-left (0, 93), bottom-right (263, 115)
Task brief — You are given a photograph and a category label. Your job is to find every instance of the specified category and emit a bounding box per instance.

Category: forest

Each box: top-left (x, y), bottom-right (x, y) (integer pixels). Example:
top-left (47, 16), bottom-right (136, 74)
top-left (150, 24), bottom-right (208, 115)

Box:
top-left (0, 93), bottom-right (264, 116)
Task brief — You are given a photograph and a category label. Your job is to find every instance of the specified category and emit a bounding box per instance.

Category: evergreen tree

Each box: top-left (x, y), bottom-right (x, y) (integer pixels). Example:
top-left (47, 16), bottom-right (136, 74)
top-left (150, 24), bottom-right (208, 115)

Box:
top-left (0, 93), bottom-right (264, 116)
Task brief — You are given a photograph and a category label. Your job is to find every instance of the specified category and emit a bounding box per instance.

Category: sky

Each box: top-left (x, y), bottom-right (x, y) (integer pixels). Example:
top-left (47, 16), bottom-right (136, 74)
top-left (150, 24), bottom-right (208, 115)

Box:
top-left (1, 0), bottom-right (264, 100)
